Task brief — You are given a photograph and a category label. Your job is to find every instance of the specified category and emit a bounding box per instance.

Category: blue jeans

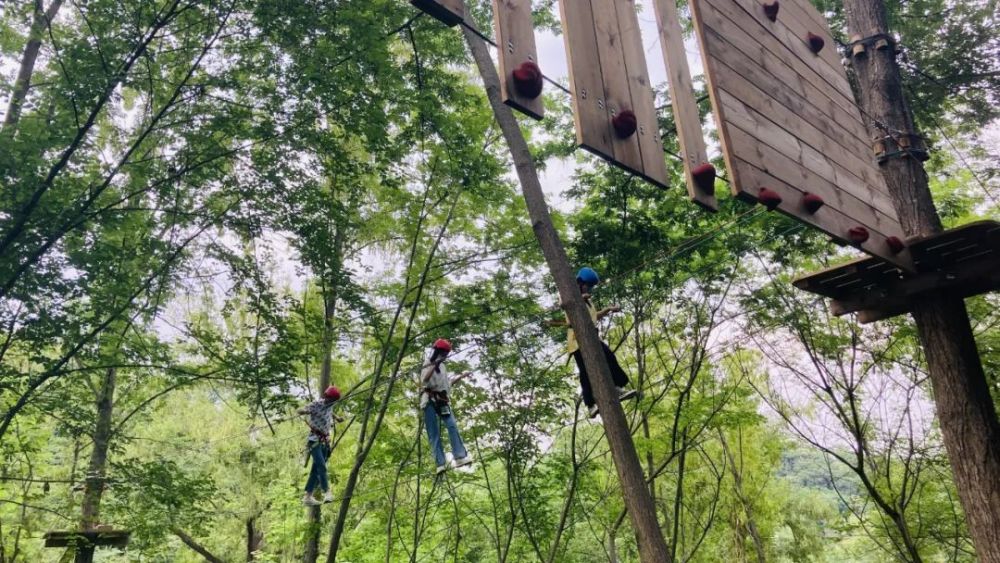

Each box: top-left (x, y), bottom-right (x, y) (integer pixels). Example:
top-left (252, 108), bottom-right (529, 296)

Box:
top-left (424, 402), bottom-right (468, 467)
top-left (304, 441), bottom-right (330, 493)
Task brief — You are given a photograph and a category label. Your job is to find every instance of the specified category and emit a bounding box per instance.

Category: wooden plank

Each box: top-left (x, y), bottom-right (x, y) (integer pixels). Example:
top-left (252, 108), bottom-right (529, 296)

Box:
top-left (831, 256), bottom-right (1000, 321)
top-left (726, 124), bottom-right (903, 242)
top-left (558, 0), bottom-right (615, 161)
top-left (698, 21), bottom-right (875, 170)
top-left (709, 49), bottom-right (883, 187)
top-left (44, 530), bottom-right (130, 548)
top-left (493, 0), bottom-right (545, 120)
top-left (590, 0), bottom-right (643, 174)
top-left (730, 0), bottom-right (852, 101)
top-left (731, 156), bottom-right (913, 269)
top-left (717, 89), bottom-right (896, 218)
top-left (652, 0), bottom-right (718, 210)
top-left (410, 0), bottom-right (465, 26)
top-left (779, 0), bottom-right (833, 33)
top-left (615, 0), bottom-right (670, 188)
top-left (764, 0), bottom-right (847, 83)
top-left (700, 0), bottom-right (865, 134)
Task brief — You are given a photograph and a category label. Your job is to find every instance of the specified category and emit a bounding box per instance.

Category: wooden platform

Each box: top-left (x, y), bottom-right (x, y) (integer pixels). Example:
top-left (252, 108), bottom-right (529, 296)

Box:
top-left (793, 221), bottom-right (1000, 323)
top-left (43, 529), bottom-right (130, 548)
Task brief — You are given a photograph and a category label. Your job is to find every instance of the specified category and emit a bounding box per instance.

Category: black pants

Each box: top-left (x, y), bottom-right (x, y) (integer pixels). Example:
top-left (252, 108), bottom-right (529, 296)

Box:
top-left (572, 341), bottom-right (630, 408)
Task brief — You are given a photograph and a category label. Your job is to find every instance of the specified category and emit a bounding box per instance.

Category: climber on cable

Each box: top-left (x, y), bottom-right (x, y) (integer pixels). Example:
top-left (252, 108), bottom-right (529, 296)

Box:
top-left (419, 338), bottom-right (474, 475)
top-left (298, 385), bottom-right (344, 506)
top-left (547, 267), bottom-right (637, 418)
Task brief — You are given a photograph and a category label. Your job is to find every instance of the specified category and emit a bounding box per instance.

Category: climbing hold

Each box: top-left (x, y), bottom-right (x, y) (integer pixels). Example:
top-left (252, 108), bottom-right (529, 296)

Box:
top-left (512, 61), bottom-right (544, 99)
top-left (612, 110), bottom-right (638, 139)
top-left (691, 163), bottom-right (717, 193)
top-left (763, 1), bottom-right (779, 22)
top-left (848, 226), bottom-right (870, 245)
top-left (758, 187), bottom-right (783, 211)
top-left (806, 32), bottom-right (825, 54)
top-left (802, 192), bottom-right (825, 214)
top-left (886, 236), bottom-right (905, 254)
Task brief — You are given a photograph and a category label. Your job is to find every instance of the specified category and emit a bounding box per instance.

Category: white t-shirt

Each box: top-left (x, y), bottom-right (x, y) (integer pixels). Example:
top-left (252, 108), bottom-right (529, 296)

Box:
top-left (419, 362), bottom-right (451, 409)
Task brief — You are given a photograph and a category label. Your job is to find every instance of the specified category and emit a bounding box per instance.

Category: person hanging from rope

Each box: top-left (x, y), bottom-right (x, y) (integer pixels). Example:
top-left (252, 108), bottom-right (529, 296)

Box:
top-left (298, 385), bottom-right (344, 506)
top-left (420, 338), bottom-right (474, 476)
top-left (547, 267), bottom-right (637, 418)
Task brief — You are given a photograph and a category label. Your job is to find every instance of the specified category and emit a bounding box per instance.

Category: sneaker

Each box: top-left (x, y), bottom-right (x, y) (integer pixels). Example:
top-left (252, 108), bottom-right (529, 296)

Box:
top-left (435, 465), bottom-right (448, 475)
top-left (588, 404), bottom-right (600, 418)
top-left (454, 455), bottom-right (473, 468)
top-left (323, 492), bottom-right (335, 503)
top-left (618, 387), bottom-right (637, 401)
top-left (302, 493), bottom-right (322, 506)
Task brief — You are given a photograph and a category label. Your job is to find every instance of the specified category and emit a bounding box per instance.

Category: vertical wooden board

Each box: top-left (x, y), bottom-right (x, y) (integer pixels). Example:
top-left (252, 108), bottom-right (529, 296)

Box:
top-left (689, 0), bottom-right (915, 270)
top-left (410, 0), bottom-right (465, 27)
top-left (615, 0), bottom-right (670, 189)
top-left (753, 0), bottom-right (847, 90)
top-left (590, 0), bottom-right (643, 174)
top-left (688, 0), bottom-right (746, 199)
top-left (727, 0), bottom-right (851, 101)
top-left (652, 0), bottom-right (718, 210)
top-left (493, 0), bottom-right (545, 120)
top-left (558, 0), bottom-right (615, 160)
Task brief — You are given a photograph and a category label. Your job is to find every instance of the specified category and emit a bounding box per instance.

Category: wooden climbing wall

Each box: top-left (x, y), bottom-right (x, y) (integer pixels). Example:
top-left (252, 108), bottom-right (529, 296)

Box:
top-left (558, 0), bottom-right (670, 189)
top-left (493, 0), bottom-right (545, 120)
top-left (689, 0), bottom-right (914, 269)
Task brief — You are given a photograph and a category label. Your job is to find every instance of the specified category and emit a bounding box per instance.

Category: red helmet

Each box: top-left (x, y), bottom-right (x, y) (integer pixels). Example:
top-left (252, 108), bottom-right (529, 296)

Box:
top-left (323, 386), bottom-right (341, 400)
top-left (432, 338), bottom-right (452, 352)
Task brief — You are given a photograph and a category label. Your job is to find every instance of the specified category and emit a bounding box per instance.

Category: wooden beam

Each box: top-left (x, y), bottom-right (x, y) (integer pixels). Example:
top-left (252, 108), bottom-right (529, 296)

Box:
top-left (44, 530), bottom-right (130, 549)
top-left (652, 0), bottom-right (718, 210)
top-left (615, 0), bottom-right (670, 188)
top-left (493, 0), bottom-right (545, 120)
top-left (590, 0), bottom-right (644, 175)
top-left (558, 0), bottom-right (615, 161)
top-left (410, 0), bottom-right (464, 27)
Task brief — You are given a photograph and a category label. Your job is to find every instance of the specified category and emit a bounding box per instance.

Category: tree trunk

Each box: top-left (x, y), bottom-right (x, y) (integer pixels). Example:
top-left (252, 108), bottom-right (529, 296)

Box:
top-left (80, 367), bottom-right (116, 530)
top-left (720, 433), bottom-right (766, 563)
top-left (247, 515), bottom-right (264, 560)
top-left (2, 0), bottom-right (63, 133)
top-left (72, 367), bottom-right (116, 563)
top-left (304, 286), bottom-right (339, 563)
top-left (843, 2), bottom-right (1000, 561)
top-left (173, 528), bottom-right (225, 563)
top-left (463, 23), bottom-right (672, 563)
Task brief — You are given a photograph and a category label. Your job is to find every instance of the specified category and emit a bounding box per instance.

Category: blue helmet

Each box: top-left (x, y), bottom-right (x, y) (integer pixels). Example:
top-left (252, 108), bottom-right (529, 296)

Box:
top-left (576, 267), bottom-right (600, 286)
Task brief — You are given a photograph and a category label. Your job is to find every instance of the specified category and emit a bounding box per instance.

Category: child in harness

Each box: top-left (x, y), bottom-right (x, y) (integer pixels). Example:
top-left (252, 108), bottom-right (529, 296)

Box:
top-left (420, 339), bottom-right (474, 475)
top-left (299, 385), bottom-right (344, 506)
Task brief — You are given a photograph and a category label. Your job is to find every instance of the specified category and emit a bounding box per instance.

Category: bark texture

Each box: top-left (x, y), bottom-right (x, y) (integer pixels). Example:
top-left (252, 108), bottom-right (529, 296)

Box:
top-left (843, 1), bottom-right (1000, 561)
top-left (2, 0), bottom-right (63, 132)
top-left (80, 367), bottom-right (116, 530)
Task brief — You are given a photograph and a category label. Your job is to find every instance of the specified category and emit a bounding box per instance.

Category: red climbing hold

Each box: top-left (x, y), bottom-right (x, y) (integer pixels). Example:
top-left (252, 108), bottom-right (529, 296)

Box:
top-left (886, 236), bottom-right (905, 254)
top-left (763, 1), bottom-right (780, 22)
top-left (848, 227), bottom-right (870, 245)
top-left (802, 192), bottom-right (825, 214)
top-left (512, 61), bottom-right (543, 99)
top-left (807, 33), bottom-right (825, 54)
top-left (691, 163), bottom-right (717, 193)
top-left (612, 110), bottom-right (638, 139)
top-left (758, 187), bottom-right (783, 211)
